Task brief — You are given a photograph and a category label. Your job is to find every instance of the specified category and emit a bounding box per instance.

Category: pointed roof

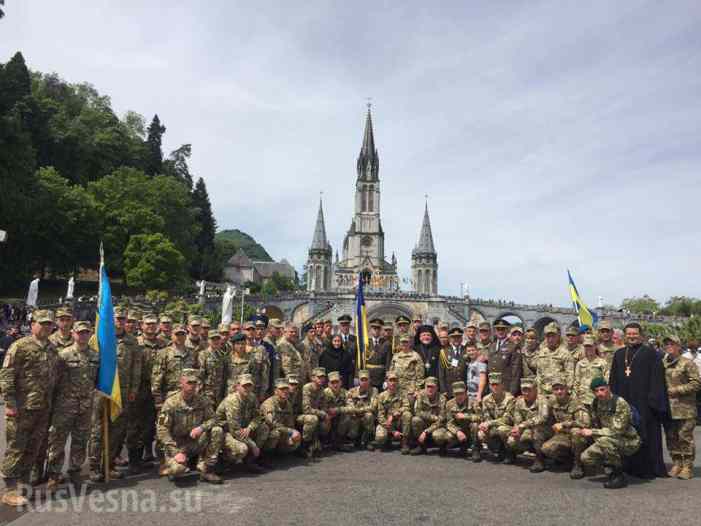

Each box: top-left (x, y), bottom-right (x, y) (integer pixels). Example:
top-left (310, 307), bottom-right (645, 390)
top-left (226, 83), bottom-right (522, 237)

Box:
top-left (310, 198), bottom-right (331, 252)
top-left (360, 106), bottom-right (376, 158)
top-left (356, 104), bottom-right (379, 182)
top-left (414, 201), bottom-right (436, 254)
top-left (227, 248), bottom-right (253, 268)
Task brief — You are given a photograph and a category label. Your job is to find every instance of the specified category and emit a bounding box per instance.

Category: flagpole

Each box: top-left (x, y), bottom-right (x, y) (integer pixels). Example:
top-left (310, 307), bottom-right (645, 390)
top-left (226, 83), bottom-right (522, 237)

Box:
top-left (103, 398), bottom-right (110, 482)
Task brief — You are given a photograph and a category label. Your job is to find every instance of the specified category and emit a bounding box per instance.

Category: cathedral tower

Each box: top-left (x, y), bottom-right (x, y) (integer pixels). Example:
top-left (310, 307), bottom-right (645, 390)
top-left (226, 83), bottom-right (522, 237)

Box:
top-left (306, 198), bottom-right (332, 292)
top-left (412, 201), bottom-right (438, 295)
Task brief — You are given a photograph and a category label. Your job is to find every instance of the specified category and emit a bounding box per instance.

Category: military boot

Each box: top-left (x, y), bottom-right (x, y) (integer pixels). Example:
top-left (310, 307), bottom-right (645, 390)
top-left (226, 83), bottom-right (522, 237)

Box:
top-left (603, 468), bottom-right (627, 489)
top-left (127, 448), bottom-right (142, 476)
top-left (200, 469), bottom-right (223, 484)
top-left (471, 445), bottom-right (483, 463)
top-left (400, 439), bottom-right (410, 455)
top-left (360, 431), bottom-right (370, 451)
top-left (529, 452), bottom-right (545, 473)
top-left (494, 444), bottom-right (505, 462)
top-left (503, 449), bottom-right (516, 465)
top-left (668, 455), bottom-right (682, 477)
top-left (1, 480), bottom-right (28, 508)
top-left (409, 442), bottom-right (424, 455)
top-left (677, 459), bottom-right (694, 480)
top-left (459, 443), bottom-right (468, 459)
top-left (569, 461), bottom-right (584, 480)
top-left (438, 445), bottom-right (448, 457)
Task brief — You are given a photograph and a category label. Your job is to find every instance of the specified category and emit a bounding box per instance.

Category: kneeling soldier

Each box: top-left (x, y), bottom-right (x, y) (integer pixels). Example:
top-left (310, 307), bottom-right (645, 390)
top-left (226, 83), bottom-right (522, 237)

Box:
top-left (506, 376), bottom-right (542, 464)
top-left (406, 377), bottom-right (446, 455)
top-left (433, 381), bottom-right (481, 460)
top-left (157, 369), bottom-right (223, 484)
top-left (260, 379), bottom-right (302, 454)
top-left (533, 376), bottom-right (590, 478)
top-left (577, 377), bottom-right (641, 489)
top-left (478, 372), bottom-right (515, 462)
top-left (322, 372), bottom-right (354, 451)
top-left (299, 367), bottom-right (328, 458)
top-left (372, 371), bottom-right (405, 450)
top-left (346, 370), bottom-right (378, 450)
top-left (216, 373), bottom-right (269, 474)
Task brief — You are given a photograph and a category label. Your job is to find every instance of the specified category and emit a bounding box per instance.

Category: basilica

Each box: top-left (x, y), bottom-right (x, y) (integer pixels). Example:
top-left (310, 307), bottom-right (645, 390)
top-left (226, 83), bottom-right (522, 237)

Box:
top-left (305, 107), bottom-right (439, 295)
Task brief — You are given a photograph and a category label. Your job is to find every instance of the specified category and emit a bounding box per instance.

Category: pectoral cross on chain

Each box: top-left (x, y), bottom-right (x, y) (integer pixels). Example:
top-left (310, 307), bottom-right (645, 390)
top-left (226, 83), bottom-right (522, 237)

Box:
top-left (625, 366), bottom-right (631, 377)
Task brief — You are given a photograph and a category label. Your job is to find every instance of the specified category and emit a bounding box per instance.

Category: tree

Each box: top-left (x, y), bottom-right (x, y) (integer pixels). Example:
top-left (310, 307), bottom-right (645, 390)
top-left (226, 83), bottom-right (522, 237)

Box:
top-left (123, 233), bottom-right (187, 291)
top-left (163, 144), bottom-right (193, 188)
top-left (660, 296), bottom-right (701, 318)
top-left (620, 295), bottom-right (660, 315)
top-left (0, 1), bottom-right (5, 20)
top-left (0, 52), bottom-right (31, 114)
top-left (270, 271), bottom-right (297, 291)
top-left (145, 114), bottom-right (165, 176)
top-left (191, 177), bottom-right (217, 278)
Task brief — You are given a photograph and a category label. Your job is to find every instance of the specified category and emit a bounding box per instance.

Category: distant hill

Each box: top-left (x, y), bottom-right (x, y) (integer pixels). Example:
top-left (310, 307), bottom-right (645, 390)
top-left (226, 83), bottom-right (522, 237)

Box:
top-left (215, 229), bottom-right (273, 262)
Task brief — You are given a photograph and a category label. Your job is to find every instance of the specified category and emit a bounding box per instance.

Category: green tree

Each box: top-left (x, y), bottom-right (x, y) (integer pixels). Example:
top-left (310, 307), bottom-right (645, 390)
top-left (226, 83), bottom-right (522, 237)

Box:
top-left (123, 233), bottom-right (187, 291)
top-left (0, 52), bottom-right (31, 114)
top-left (145, 114), bottom-right (165, 176)
top-left (660, 296), bottom-right (701, 318)
top-left (191, 177), bottom-right (218, 278)
top-left (0, 1), bottom-right (5, 19)
top-left (620, 295), bottom-right (660, 315)
top-left (270, 271), bottom-right (297, 291)
top-left (163, 144), bottom-right (193, 188)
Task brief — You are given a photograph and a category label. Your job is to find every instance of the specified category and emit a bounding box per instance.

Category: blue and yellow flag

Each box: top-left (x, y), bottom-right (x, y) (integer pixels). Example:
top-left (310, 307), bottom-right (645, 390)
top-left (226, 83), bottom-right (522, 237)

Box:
top-left (96, 246), bottom-right (122, 421)
top-left (354, 273), bottom-right (369, 370)
top-left (567, 270), bottom-right (598, 330)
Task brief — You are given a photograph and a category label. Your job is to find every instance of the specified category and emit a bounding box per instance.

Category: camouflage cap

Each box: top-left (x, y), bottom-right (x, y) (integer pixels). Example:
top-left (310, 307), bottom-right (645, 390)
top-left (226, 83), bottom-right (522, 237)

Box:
top-left (525, 327), bottom-right (538, 335)
top-left (356, 369), bottom-right (370, 380)
top-left (218, 323), bottom-right (230, 333)
top-left (208, 330), bottom-right (222, 340)
top-left (143, 313), bottom-right (159, 324)
top-left (159, 314), bottom-right (173, 324)
top-left (451, 381), bottom-right (466, 394)
top-left (181, 368), bottom-right (199, 382)
top-left (424, 376), bottom-right (438, 387)
top-left (488, 372), bottom-right (502, 384)
top-left (173, 324), bottom-right (187, 335)
top-left (544, 322), bottom-right (560, 335)
top-left (478, 321), bottom-right (491, 330)
top-left (201, 319), bottom-right (211, 329)
top-left (323, 319), bottom-right (333, 325)
top-left (73, 320), bottom-right (92, 332)
top-left (55, 307), bottom-right (73, 319)
top-left (565, 326), bottom-right (579, 336)
top-left (243, 321), bottom-right (255, 330)
top-left (238, 373), bottom-right (254, 386)
top-left (551, 375), bottom-right (568, 388)
top-left (448, 327), bottom-right (463, 337)
top-left (465, 321), bottom-right (478, 330)
top-left (312, 367), bottom-right (327, 377)
top-left (274, 378), bottom-right (290, 389)
top-left (33, 309), bottom-right (55, 324)
top-left (270, 318), bottom-right (283, 329)
top-left (520, 376), bottom-right (536, 389)
top-left (582, 335), bottom-right (596, 346)
top-left (399, 334), bottom-right (410, 343)
top-left (509, 326), bottom-right (524, 336)
top-left (493, 319), bottom-right (509, 329)
top-left (188, 316), bottom-right (202, 327)
top-left (598, 320), bottom-right (613, 331)
top-left (663, 334), bottom-right (681, 345)
top-left (127, 309), bottom-right (142, 321)
top-left (287, 374), bottom-right (300, 385)
top-left (386, 371), bottom-right (399, 380)
top-left (113, 306), bottom-right (128, 318)
top-left (328, 371), bottom-right (341, 382)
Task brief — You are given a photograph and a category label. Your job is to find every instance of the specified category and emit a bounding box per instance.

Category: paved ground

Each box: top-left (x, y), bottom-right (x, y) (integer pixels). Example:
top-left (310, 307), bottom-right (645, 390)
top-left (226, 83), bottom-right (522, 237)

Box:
top-left (0, 417), bottom-right (700, 526)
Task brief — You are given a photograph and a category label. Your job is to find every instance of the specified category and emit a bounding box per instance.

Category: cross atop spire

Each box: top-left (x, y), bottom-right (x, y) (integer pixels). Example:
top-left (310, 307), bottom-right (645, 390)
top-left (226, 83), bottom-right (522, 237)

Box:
top-left (414, 201), bottom-right (436, 254)
top-left (310, 197), bottom-right (330, 252)
top-left (357, 103), bottom-right (379, 182)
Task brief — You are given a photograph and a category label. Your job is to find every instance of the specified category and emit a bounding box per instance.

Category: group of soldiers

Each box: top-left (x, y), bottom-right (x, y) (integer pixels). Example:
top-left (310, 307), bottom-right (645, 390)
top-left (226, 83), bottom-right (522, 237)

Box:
top-left (0, 307), bottom-right (699, 506)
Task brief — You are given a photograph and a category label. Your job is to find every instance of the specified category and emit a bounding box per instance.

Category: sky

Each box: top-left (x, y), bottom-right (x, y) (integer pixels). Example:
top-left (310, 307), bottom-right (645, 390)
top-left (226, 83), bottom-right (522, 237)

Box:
top-left (3, 1), bottom-right (701, 307)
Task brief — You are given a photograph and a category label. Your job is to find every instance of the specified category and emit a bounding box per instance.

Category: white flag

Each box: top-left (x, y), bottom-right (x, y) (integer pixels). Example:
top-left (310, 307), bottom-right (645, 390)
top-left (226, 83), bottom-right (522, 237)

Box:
top-left (66, 276), bottom-right (75, 300)
top-left (26, 278), bottom-right (40, 307)
top-left (221, 285), bottom-right (235, 325)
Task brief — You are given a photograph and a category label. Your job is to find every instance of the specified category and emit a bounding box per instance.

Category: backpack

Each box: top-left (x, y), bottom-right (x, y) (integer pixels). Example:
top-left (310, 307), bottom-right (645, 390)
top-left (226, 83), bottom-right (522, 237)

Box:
top-left (592, 395), bottom-right (642, 434)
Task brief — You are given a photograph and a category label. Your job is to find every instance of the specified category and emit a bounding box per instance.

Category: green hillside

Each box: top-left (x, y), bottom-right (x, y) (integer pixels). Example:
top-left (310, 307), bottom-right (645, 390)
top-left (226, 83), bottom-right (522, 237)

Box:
top-left (215, 229), bottom-right (273, 262)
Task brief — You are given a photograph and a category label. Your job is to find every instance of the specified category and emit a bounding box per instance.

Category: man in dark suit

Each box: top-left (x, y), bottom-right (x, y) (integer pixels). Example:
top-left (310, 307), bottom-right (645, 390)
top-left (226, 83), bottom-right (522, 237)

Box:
top-left (364, 318), bottom-right (392, 391)
top-left (487, 320), bottom-right (522, 395)
top-left (337, 315), bottom-right (357, 385)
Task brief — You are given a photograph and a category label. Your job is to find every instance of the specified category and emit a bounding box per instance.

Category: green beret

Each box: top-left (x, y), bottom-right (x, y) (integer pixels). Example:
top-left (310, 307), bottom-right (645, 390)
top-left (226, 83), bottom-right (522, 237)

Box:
top-left (590, 377), bottom-right (608, 391)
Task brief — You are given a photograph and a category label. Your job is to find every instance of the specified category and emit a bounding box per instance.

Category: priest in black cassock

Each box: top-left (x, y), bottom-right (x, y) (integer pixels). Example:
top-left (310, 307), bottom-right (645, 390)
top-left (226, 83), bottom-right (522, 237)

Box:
top-left (609, 322), bottom-right (670, 479)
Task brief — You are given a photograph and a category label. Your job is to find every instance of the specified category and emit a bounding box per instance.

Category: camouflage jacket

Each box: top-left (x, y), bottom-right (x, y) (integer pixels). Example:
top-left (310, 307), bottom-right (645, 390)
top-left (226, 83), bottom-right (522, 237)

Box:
top-left (573, 356), bottom-right (609, 405)
top-left (137, 336), bottom-right (165, 399)
top-left (596, 341), bottom-right (618, 371)
top-left (116, 332), bottom-right (142, 402)
top-left (277, 338), bottom-right (304, 380)
top-left (49, 331), bottom-right (73, 350)
top-left (412, 391), bottom-right (447, 433)
top-left (322, 386), bottom-right (353, 415)
top-left (520, 346), bottom-right (539, 377)
top-left (302, 382), bottom-right (327, 418)
top-left (198, 346), bottom-right (230, 409)
top-left (156, 392), bottom-right (216, 457)
top-left (663, 355), bottom-right (701, 419)
top-left (534, 394), bottom-right (590, 431)
top-left (151, 344), bottom-right (197, 406)
top-left (227, 352), bottom-right (254, 394)
top-left (299, 337), bottom-right (322, 383)
top-left (0, 336), bottom-right (58, 411)
top-left (390, 350), bottom-right (425, 394)
top-left (444, 397), bottom-right (481, 434)
top-left (590, 395), bottom-right (640, 444)
top-left (511, 395), bottom-right (544, 431)
top-left (346, 386), bottom-right (379, 415)
top-left (260, 394), bottom-right (296, 432)
top-left (533, 344), bottom-right (575, 395)
top-left (373, 389), bottom-right (405, 426)
top-left (185, 335), bottom-right (206, 365)
top-left (216, 391), bottom-right (262, 434)
top-left (248, 344), bottom-right (271, 399)
top-left (53, 343), bottom-right (99, 413)
top-left (567, 344), bottom-right (585, 364)
top-left (480, 392), bottom-right (515, 428)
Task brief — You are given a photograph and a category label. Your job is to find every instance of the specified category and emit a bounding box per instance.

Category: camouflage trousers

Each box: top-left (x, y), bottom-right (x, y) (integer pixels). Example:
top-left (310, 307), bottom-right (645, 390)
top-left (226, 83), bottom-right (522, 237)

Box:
top-left (665, 418), bottom-right (695, 460)
top-left (263, 426), bottom-right (301, 453)
top-left (87, 399), bottom-right (135, 471)
top-left (297, 414), bottom-right (324, 443)
top-left (406, 415), bottom-right (441, 443)
top-left (347, 412), bottom-right (375, 441)
top-left (2, 409), bottom-right (50, 482)
top-left (375, 419), bottom-right (402, 444)
top-left (478, 425), bottom-right (511, 453)
top-left (540, 432), bottom-right (589, 462)
top-left (323, 414), bottom-right (351, 439)
top-left (506, 428), bottom-right (536, 454)
top-left (164, 426), bottom-right (224, 476)
top-left (222, 425), bottom-right (269, 463)
top-left (581, 435), bottom-right (640, 469)
top-left (433, 423), bottom-right (479, 448)
top-left (46, 404), bottom-right (93, 476)
top-left (128, 394), bottom-right (156, 453)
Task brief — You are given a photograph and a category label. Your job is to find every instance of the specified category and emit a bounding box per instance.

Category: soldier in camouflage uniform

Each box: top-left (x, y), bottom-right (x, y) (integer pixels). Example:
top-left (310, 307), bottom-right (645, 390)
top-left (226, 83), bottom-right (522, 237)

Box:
top-left (299, 325), bottom-right (322, 384)
top-left (185, 316), bottom-right (206, 365)
top-left (531, 376), bottom-right (590, 478)
top-left (0, 310), bottom-right (58, 507)
top-left (372, 371), bottom-right (406, 449)
top-left (245, 322), bottom-right (272, 401)
top-left (260, 379), bottom-right (302, 454)
top-left (662, 334), bottom-right (701, 479)
top-left (156, 314), bottom-right (173, 348)
top-left (277, 324), bottom-right (304, 381)
top-left (573, 335), bottom-right (608, 407)
top-left (298, 367), bottom-right (328, 458)
top-left (578, 377), bottom-right (641, 489)
top-left (157, 369), bottom-right (223, 484)
top-left (595, 320), bottom-right (618, 371)
top-left (198, 331), bottom-right (230, 410)
top-left (121, 309), bottom-right (146, 474)
top-left (533, 322), bottom-right (575, 396)
top-left (136, 312), bottom-right (164, 464)
top-left (346, 369), bottom-right (378, 450)
top-left (227, 333), bottom-right (255, 393)
top-left (477, 372), bottom-right (515, 462)
top-left (391, 316), bottom-right (412, 353)
top-left (46, 321), bottom-right (99, 490)
top-left (405, 377), bottom-right (446, 455)
top-left (476, 321), bottom-right (492, 354)
top-left (432, 381), bottom-right (481, 459)
top-left (390, 335), bottom-right (425, 397)
top-left (321, 371), bottom-right (354, 451)
top-left (151, 324), bottom-right (198, 408)
top-left (216, 373), bottom-right (269, 472)
top-left (506, 377), bottom-right (543, 462)
top-left (288, 374), bottom-right (303, 419)
top-left (463, 321), bottom-right (478, 347)
top-left (565, 326), bottom-right (584, 363)
top-left (521, 328), bottom-right (540, 377)
top-left (438, 328), bottom-right (466, 397)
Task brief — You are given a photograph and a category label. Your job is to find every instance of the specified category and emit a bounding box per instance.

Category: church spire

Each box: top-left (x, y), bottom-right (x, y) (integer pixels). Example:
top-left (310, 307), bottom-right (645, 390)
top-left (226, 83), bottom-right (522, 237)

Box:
top-left (310, 197), bottom-right (329, 251)
top-left (414, 200), bottom-right (436, 254)
top-left (356, 103), bottom-right (379, 182)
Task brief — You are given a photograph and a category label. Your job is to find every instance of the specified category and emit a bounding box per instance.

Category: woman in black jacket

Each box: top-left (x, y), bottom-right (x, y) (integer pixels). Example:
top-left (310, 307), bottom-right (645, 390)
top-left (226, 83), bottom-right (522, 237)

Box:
top-left (319, 334), bottom-right (355, 389)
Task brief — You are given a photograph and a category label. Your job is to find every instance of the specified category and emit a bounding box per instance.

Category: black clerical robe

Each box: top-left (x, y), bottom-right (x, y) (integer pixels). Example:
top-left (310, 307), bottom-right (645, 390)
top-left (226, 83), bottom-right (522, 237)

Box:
top-left (609, 344), bottom-right (670, 478)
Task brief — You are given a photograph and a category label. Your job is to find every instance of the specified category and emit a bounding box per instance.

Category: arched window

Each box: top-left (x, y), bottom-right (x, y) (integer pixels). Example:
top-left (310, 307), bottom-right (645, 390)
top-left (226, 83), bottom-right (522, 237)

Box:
top-left (367, 185), bottom-right (374, 212)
